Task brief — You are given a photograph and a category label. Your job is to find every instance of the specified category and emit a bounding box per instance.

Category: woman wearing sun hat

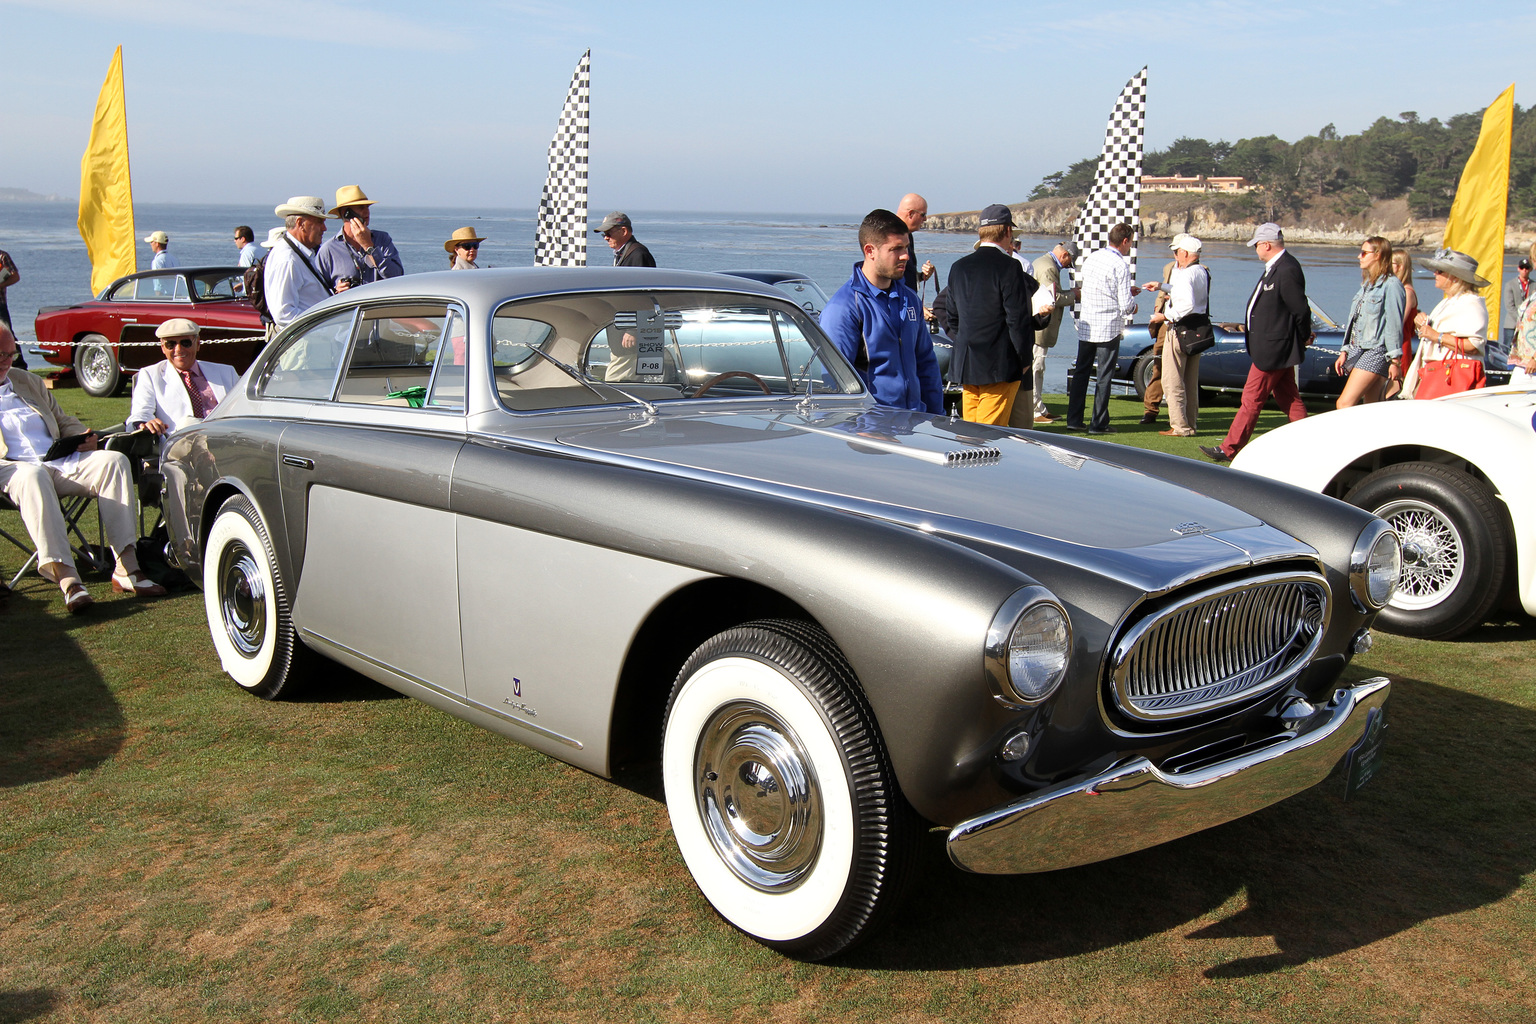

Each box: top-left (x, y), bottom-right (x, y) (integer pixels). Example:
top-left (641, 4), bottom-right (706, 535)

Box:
top-left (445, 226), bottom-right (486, 270)
top-left (1403, 248), bottom-right (1490, 399)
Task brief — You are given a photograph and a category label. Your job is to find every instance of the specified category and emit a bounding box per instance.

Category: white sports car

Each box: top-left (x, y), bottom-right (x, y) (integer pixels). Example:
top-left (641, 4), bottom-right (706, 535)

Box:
top-left (1232, 385), bottom-right (1536, 640)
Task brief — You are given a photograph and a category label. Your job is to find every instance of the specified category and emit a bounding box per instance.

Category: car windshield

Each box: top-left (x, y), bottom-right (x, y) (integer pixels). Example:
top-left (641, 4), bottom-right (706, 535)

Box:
top-left (771, 278), bottom-right (829, 317)
top-left (490, 290), bottom-right (862, 412)
top-left (1309, 298), bottom-right (1340, 332)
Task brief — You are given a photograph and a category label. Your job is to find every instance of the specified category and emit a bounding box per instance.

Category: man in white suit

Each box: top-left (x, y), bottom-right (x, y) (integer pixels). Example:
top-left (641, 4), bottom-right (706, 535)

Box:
top-left (129, 318), bottom-right (240, 442)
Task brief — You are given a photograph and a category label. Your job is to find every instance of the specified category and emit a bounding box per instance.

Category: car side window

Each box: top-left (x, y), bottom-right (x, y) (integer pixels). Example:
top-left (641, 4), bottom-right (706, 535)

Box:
top-left (134, 274), bottom-right (178, 301)
top-left (426, 308), bottom-right (467, 410)
top-left (191, 273), bottom-right (239, 300)
top-left (259, 309), bottom-right (357, 400)
top-left (336, 304), bottom-right (453, 409)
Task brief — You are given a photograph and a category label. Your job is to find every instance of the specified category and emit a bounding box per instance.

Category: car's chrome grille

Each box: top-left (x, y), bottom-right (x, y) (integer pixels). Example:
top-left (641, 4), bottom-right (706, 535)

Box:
top-left (1110, 571), bottom-right (1329, 722)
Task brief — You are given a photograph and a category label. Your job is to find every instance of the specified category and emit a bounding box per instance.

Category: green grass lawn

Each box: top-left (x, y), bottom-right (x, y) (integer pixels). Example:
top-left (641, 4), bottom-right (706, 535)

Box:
top-left (2, 384), bottom-right (1532, 1023)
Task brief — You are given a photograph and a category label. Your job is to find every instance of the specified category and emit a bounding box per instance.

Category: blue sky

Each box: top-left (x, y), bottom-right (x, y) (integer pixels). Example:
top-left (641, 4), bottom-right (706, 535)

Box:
top-left (0, 0), bottom-right (1530, 214)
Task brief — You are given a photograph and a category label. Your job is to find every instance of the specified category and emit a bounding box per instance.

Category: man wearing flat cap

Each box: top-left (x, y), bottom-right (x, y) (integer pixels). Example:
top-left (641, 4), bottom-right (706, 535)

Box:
top-left (264, 196), bottom-right (335, 328)
top-left (317, 185), bottom-right (404, 292)
top-left (1202, 222), bottom-right (1309, 462)
top-left (129, 318), bottom-right (240, 445)
top-left (942, 204), bottom-right (1043, 426)
top-left (594, 212), bottom-right (655, 267)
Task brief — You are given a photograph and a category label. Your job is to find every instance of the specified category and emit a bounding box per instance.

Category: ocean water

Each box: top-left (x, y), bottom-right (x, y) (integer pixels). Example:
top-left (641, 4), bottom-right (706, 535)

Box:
top-left (1, 201), bottom-right (1513, 391)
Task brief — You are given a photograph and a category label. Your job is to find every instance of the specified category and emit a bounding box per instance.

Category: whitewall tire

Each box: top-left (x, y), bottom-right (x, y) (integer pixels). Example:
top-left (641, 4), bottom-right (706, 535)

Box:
top-left (662, 620), bottom-right (913, 960)
top-left (203, 495), bottom-right (311, 699)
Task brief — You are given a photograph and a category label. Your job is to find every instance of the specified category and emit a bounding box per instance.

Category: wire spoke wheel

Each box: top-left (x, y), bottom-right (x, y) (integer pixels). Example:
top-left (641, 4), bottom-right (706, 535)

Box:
top-left (1346, 461), bottom-right (1510, 639)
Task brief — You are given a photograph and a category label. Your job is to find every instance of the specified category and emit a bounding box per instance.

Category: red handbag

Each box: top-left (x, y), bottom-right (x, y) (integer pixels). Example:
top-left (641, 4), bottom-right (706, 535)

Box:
top-left (1416, 330), bottom-right (1487, 400)
top-left (1417, 357), bottom-right (1485, 399)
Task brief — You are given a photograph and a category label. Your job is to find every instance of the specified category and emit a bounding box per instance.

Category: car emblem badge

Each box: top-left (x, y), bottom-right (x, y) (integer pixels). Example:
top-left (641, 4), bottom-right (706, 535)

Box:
top-left (1172, 522), bottom-right (1209, 536)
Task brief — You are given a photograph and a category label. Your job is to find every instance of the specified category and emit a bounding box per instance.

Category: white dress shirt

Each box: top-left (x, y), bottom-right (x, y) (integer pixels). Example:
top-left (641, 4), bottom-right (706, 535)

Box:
top-left (263, 233), bottom-right (331, 327)
top-left (1166, 264), bottom-right (1211, 322)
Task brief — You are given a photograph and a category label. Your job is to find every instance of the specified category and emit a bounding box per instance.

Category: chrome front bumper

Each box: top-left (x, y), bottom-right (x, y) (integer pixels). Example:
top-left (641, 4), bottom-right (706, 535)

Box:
top-left (947, 677), bottom-right (1390, 874)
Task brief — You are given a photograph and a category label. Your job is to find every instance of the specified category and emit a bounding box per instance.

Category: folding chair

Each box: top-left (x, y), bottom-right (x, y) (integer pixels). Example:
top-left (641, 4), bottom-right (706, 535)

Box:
top-left (0, 423), bottom-right (147, 588)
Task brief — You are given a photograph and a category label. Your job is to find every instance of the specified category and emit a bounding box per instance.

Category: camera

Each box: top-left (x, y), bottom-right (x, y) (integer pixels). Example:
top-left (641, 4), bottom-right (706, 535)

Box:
top-left (338, 275), bottom-right (361, 289)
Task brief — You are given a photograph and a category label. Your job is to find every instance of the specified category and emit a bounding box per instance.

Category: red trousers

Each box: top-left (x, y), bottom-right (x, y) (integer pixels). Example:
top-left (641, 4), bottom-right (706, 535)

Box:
top-left (1220, 364), bottom-right (1307, 457)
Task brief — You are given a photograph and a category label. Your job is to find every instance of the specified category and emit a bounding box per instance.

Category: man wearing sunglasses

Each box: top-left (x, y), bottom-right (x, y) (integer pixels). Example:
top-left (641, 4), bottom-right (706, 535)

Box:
top-left (129, 318), bottom-right (240, 445)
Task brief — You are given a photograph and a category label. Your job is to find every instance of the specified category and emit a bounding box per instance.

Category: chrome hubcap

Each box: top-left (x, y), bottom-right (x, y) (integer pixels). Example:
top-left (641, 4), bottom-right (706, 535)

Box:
top-left (80, 346), bottom-right (111, 390)
top-left (218, 541), bottom-right (268, 657)
top-left (695, 701), bottom-right (821, 892)
top-left (1376, 499), bottom-right (1464, 610)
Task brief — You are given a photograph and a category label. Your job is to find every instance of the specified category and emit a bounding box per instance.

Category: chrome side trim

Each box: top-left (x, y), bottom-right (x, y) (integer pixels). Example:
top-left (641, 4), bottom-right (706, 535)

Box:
top-left (947, 676), bottom-right (1390, 874)
top-left (298, 627), bottom-right (584, 749)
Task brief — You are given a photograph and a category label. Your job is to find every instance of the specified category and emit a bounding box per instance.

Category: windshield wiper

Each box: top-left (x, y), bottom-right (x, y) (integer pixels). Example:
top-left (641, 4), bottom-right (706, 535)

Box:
top-left (523, 347), bottom-right (658, 417)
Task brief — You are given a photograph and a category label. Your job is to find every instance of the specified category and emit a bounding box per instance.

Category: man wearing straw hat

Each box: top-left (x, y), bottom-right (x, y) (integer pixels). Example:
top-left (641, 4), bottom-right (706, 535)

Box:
top-left (264, 196), bottom-right (334, 328)
top-left (317, 185), bottom-right (404, 292)
top-left (445, 227), bottom-right (487, 269)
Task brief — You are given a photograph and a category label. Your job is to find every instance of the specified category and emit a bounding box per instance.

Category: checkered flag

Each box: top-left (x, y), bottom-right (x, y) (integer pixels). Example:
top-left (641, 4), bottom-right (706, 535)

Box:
top-left (535, 50), bottom-right (589, 267)
top-left (1073, 67), bottom-right (1147, 280)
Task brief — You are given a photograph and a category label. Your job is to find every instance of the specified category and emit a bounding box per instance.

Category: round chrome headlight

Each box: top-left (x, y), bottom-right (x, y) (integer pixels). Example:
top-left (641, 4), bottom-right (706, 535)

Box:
top-left (985, 587), bottom-right (1072, 708)
top-left (1350, 520), bottom-right (1402, 611)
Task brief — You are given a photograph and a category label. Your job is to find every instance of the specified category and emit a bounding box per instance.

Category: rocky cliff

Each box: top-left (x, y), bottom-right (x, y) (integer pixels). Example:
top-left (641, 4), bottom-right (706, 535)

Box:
top-left (927, 195), bottom-right (1536, 251)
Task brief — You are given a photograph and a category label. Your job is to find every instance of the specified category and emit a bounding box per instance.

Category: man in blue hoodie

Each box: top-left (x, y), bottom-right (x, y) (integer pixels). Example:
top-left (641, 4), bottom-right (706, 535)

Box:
top-left (820, 208), bottom-right (944, 414)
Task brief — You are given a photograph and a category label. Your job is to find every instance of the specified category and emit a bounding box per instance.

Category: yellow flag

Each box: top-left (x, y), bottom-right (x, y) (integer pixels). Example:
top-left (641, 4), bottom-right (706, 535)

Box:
top-left (77, 46), bottom-right (136, 296)
top-left (1442, 84), bottom-right (1514, 338)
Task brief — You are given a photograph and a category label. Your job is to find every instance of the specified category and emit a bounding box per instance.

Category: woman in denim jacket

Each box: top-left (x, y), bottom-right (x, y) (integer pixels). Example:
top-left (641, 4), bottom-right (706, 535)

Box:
top-left (1334, 236), bottom-right (1406, 408)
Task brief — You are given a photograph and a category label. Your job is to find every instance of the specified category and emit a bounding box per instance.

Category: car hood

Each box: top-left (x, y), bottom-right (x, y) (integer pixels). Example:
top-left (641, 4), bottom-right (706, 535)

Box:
top-left (556, 405), bottom-right (1303, 594)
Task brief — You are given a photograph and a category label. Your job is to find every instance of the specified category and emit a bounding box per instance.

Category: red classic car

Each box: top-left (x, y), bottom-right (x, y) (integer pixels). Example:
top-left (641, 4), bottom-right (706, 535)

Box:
top-left (35, 266), bottom-right (266, 396)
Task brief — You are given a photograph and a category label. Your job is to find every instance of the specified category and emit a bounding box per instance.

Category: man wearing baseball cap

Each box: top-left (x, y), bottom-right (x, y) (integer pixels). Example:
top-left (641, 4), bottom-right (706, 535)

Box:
top-left (942, 204), bottom-right (1041, 425)
top-left (144, 230), bottom-right (178, 271)
top-left (1147, 233), bottom-right (1211, 437)
top-left (593, 212), bottom-right (655, 267)
top-left (263, 196), bottom-right (334, 328)
top-left (1201, 222), bottom-right (1309, 462)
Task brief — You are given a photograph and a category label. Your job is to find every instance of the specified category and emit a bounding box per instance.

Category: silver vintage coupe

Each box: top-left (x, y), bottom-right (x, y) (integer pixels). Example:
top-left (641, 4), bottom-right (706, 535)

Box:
top-left (162, 268), bottom-right (1401, 960)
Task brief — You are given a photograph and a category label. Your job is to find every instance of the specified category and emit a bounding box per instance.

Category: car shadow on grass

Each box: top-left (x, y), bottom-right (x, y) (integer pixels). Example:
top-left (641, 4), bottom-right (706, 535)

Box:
top-left (845, 672), bottom-right (1535, 976)
top-left (287, 659), bottom-right (407, 704)
top-left (0, 989), bottom-right (58, 1024)
top-left (0, 588), bottom-right (126, 789)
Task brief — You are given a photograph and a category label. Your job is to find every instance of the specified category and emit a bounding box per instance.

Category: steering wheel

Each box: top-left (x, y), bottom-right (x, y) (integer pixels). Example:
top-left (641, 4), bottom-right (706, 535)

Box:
top-left (693, 371), bottom-right (772, 397)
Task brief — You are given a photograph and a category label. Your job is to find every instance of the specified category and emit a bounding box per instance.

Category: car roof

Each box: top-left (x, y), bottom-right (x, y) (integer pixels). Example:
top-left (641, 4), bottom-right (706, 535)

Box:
top-left (301, 266), bottom-right (789, 315)
top-left (118, 266), bottom-right (245, 279)
top-left (717, 270), bottom-right (816, 286)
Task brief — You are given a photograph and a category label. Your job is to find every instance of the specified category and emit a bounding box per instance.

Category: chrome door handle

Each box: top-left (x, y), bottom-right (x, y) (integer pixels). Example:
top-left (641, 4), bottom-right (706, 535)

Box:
top-left (281, 454), bottom-right (314, 470)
